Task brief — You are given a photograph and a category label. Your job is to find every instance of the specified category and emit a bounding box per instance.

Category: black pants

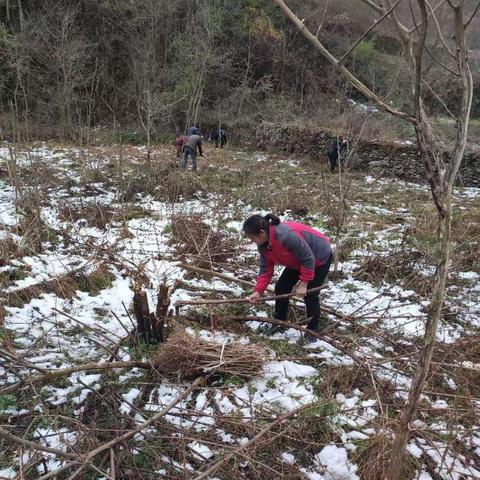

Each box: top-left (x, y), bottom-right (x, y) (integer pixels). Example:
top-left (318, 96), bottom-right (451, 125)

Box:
top-left (214, 136), bottom-right (227, 148)
top-left (328, 153), bottom-right (338, 172)
top-left (274, 256), bottom-right (332, 330)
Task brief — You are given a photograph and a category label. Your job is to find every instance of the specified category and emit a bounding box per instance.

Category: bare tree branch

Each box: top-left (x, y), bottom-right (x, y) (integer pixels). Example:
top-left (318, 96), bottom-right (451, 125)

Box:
top-left (412, 0), bottom-right (429, 110)
top-left (358, 0), bottom-right (385, 14)
top-left (0, 427), bottom-right (80, 460)
top-left (421, 79), bottom-right (456, 119)
top-left (425, 44), bottom-right (460, 76)
top-left (36, 377), bottom-right (204, 480)
top-left (338, 0), bottom-right (404, 65)
top-left (408, 0), bottom-right (446, 216)
top-left (0, 360), bottom-right (151, 396)
top-left (445, 2), bottom-right (473, 186)
top-left (0, 350), bottom-right (49, 374)
top-left (174, 285), bottom-right (326, 309)
top-left (425, 0), bottom-right (457, 58)
top-left (193, 401), bottom-right (321, 480)
top-left (315, 0), bottom-right (330, 37)
top-left (383, 0), bottom-right (412, 42)
top-left (464, 0), bottom-right (480, 28)
top-left (408, 0), bottom-right (448, 32)
top-left (271, 0), bottom-right (416, 123)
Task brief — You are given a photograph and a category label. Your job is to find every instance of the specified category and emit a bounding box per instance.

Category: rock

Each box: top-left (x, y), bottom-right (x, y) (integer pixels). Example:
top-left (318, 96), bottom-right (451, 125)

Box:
top-left (369, 160), bottom-right (389, 168)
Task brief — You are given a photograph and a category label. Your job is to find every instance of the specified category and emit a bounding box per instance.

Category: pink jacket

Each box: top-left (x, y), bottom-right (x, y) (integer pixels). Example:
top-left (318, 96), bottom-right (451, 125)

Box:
top-left (255, 222), bottom-right (331, 293)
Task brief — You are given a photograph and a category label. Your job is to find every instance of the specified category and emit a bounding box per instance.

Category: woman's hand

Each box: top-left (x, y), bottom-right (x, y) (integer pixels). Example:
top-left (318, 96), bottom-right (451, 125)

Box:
top-left (295, 281), bottom-right (308, 297)
top-left (249, 291), bottom-right (262, 304)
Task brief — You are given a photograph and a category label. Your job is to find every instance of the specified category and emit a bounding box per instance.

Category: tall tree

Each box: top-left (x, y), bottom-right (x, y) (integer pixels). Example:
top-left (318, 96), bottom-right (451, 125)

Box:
top-left (270, 0), bottom-right (475, 478)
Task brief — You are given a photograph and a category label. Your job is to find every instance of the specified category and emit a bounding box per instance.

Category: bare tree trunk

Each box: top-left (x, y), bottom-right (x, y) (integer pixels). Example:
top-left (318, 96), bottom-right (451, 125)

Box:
top-left (389, 2), bottom-right (473, 477)
top-left (133, 289), bottom-right (152, 344)
top-left (6, 0), bottom-right (11, 26)
top-left (237, 28), bottom-right (252, 118)
top-left (17, 0), bottom-right (24, 32)
top-left (271, 1), bottom-right (474, 478)
top-left (389, 193), bottom-right (451, 478)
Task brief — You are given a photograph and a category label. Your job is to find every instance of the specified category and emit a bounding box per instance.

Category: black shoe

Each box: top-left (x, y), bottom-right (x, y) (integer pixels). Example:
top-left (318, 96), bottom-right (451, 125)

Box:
top-left (313, 317), bottom-right (330, 334)
top-left (304, 332), bottom-right (320, 344)
top-left (301, 320), bottom-right (328, 344)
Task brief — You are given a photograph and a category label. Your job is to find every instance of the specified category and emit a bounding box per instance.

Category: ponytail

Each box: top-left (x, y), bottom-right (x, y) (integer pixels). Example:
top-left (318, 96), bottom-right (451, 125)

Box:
top-left (264, 213), bottom-right (280, 226)
top-left (243, 213), bottom-right (280, 236)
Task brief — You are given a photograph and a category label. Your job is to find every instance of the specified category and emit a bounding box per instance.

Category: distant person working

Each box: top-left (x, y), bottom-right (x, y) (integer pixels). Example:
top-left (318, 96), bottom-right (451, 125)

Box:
top-left (187, 124), bottom-right (200, 136)
top-left (175, 134), bottom-right (188, 157)
top-left (209, 127), bottom-right (228, 148)
top-left (181, 134), bottom-right (203, 170)
top-left (327, 138), bottom-right (348, 173)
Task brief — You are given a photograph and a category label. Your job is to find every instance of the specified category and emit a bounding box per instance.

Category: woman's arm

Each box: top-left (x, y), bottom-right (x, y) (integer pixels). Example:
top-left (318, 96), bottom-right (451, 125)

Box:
top-left (254, 251), bottom-right (274, 293)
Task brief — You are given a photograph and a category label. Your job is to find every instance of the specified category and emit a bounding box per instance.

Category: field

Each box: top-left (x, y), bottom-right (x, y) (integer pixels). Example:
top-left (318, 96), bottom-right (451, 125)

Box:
top-left (0, 142), bottom-right (479, 479)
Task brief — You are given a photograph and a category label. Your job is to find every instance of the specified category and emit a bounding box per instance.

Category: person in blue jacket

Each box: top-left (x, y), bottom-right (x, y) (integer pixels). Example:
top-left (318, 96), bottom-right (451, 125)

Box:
top-left (187, 124), bottom-right (200, 136)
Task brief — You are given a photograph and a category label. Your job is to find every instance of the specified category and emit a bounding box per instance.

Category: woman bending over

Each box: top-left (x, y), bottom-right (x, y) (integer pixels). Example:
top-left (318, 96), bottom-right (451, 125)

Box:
top-left (243, 213), bottom-right (332, 342)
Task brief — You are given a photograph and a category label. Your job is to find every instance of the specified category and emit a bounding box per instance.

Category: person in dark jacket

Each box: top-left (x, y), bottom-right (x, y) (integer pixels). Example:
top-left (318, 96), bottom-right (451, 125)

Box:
top-left (327, 138), bottom-right (348, 173)
top-left (209, 127), bottom-right (228, 148)
top-left (243, 213), bottom-right (332, 342)
top-left (187, 124), bottom-right (200, 136)
top-left (181, 134), bottom-right (203, 170)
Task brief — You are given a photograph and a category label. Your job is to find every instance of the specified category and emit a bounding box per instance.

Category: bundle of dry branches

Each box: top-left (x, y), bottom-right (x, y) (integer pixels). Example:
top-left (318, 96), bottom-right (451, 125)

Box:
top-left (153, 328), bottom-right (268, 380)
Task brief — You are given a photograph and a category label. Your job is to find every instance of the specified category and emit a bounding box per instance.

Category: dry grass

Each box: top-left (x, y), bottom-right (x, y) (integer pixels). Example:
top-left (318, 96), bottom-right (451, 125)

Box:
top-left (356, 434), bottom-right (394, 480)
top-left (0, 236), bottom-right (22, 266)
top-left (117, 162), bottom-right (204, 203)
top-left (5, 263), bottom-right (115, 307)
top-left (152, 328), bottom-right (269, 380)
top-left (59, 203), bottom-right (115, 230)
top-left (428, 335), bottom-right (480, 426)
top-left (15, 197), bottom-right (60, 254)
top-left (408, 204), bottom-right (480, 273)
top-left (161, 170), bottom-right (205, 202)
top-left (170, 213), bottom-right (238, 268)
top-left (354, 251), bottom-right (432, 296)
top-left (318, 365), bottom-right (373, 399)
top-left (5, 272), bottom-right (79, 308)
top-left (451, 205), bottom-right (480, 272)
top-left (16, 159), bottom-right (64, 190)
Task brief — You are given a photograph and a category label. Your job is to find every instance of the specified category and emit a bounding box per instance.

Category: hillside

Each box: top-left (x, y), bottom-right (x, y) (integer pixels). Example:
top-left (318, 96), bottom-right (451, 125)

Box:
top-left (0, 0), bottom-right (479, 141)
top-left (0, 143), bottom-right (479, 478)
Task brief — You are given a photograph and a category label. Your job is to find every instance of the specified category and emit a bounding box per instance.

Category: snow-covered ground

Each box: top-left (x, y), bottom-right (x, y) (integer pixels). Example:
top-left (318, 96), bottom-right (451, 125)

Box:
top-left (0, 143), bottom-right (479, 479)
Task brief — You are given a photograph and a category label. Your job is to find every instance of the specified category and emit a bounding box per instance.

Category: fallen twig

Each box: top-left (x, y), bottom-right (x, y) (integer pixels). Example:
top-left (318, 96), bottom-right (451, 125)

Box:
top-left (193, 400), bottom-right (320, 480)
top-left (35, 377), bottom-right (204, 480)
top-left (180, 262), bottom-right (254, 288)
top-left (0, 360), bottom-right (150, 396)
top-left (225, 315), bottom-right (370, 370)
top-left (0, 426), bottom-right (79, 460)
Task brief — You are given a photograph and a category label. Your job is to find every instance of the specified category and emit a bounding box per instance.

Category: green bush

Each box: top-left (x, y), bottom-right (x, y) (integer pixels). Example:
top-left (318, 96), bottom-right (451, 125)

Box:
top-left (0, 395), bottom-right (16, 412)
top-left (353, 39), bottom-right (376, 63)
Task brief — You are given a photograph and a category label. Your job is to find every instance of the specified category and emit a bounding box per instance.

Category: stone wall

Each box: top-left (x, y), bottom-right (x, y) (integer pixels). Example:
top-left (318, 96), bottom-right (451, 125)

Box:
top-left (237, 124), bottom-right (480, 187)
